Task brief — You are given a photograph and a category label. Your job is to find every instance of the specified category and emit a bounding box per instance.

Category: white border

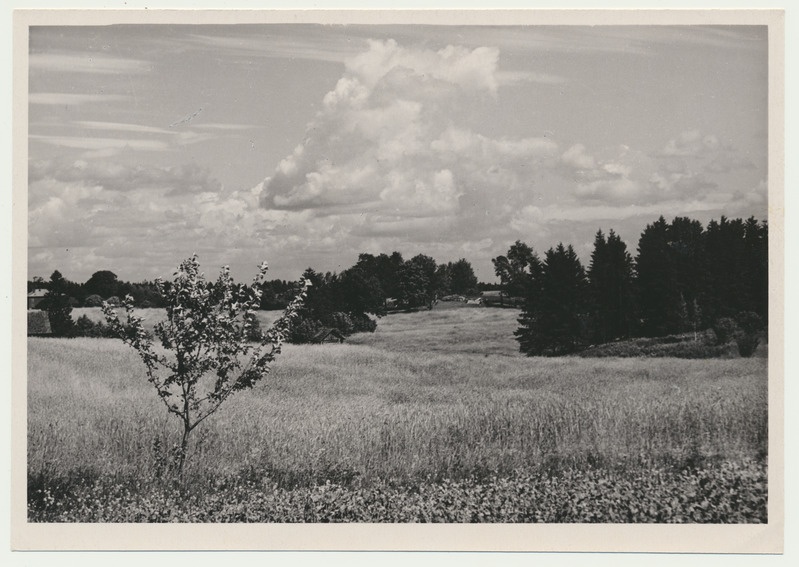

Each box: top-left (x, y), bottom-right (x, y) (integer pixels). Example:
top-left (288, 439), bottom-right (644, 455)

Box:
top-left (4, 2), bottom-right (791, 563)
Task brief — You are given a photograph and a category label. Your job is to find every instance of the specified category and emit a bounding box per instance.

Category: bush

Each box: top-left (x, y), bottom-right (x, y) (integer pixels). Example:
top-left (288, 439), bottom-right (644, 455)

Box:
top-left (735, 311), bottom-right (763, 335)
top-left (712, 318), bottom-right (738, 345)
top-left (244, 312), bottom-right (263, 342)
top-left (288, 317), bottom-right (325, 344)
top-left (735, 334), bottom-right (760, 358)
top-left (579, 332), bottom-right (730, 359)
top-left (74, 314), bottom-right (128, 338)
top-left (329, 312), bottom-right (354, 335)
top-left (350, 312), bottom-right (377, 334)
top-left (84, 294), bottom-right (104, 307)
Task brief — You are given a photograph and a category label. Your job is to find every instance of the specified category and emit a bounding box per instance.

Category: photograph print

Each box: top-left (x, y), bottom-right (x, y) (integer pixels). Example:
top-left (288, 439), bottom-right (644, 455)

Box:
top-left (18, 9), bottom-right (781, 551)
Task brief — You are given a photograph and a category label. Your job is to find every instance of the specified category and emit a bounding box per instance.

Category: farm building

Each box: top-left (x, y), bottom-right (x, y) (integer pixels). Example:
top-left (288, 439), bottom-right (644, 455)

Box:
top-left (27, 288), bottom-right (49, 309)
top-left (311, 328), bottom-right (346, 344)
top-left (27, 310), bottom-right (52, 336)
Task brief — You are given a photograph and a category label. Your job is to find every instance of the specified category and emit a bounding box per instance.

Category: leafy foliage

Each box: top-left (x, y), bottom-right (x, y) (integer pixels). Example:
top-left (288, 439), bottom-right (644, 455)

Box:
top-left (492, 240), bottom-right (542, 299)
top-left (102, 255), bottom-right (308, 473)
top-left (74, 315), bottom-right (117, 338)
top-left (29, 460), bottom-right (767, 523)
top-left (712, 317), bottom-right (739, 345)
top-left (40, 270), bottom-right (75, 337)
top-left (83, 294), bottom-right (104, 308)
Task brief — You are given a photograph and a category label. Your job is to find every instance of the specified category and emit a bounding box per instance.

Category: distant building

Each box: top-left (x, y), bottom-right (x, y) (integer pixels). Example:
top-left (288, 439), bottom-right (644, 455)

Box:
top-left (311, 328), bottom-right (346, 344)
top-left (27, 289), bottom-right (49, 309)
top-left (27, 310), bottom-right (52, 336)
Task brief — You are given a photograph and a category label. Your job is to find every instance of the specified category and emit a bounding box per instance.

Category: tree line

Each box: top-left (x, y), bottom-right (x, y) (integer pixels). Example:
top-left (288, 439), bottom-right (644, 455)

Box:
top-left (289, 252), bottom-right (478, 342)
top-left (29, 269), bottom-right (299, 310)
top-left (29, 251), bottom-right (481, 342)
top-left (500, 215), bottom-right (767, 356)
top-left (30, 214), bottom-right (767, 353)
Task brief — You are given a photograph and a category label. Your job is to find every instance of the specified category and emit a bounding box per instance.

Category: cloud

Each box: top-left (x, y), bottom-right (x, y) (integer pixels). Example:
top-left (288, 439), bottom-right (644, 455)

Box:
top-left (29, 52), bottom-right (151, 74)
top-left (258, 39), bottom-right (559, 252)
top-left (192, 123), bottom-right (258, 131)
top-left (29, 93), bottom-right (129, 106)
top-left (496, 70), bottom-right (567, 86)
top-left (27, 158), bottom-right (282, 280)
top-left (561, 144), bottom-right (596, 170)
top-left (659, 130), bottom-right (720, 158)
top-left (73, 121), bottom-right (173, 135)
top-left (29, 134), bottom-right (171, 157)
top-left (656, 129), bottom-right (757, 176)
top-left (29, 159), bottom-right (222, 196)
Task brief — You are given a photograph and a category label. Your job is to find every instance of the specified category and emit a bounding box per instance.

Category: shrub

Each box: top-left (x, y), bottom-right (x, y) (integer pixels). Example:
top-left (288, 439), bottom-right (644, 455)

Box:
top-left (350, 312), bottom-right (377, 334)
top-left (735, 334), bottom-right (760, 358)
top-left (74, 314), bottom-right (100, 337)
top-left (329, 312), bottom-right (354, 335)
top-left (735, 311), bottom-right (763, 335)
top-left (74, 314), bottom-right (139, 339)
top-left (244, 312), bottom-right (263, 342)
top-left (84, 294), bottom-right (104, 307)
top-left (712, 317), bottom-right (738, 345)
top-left (288, 317), bottom-right (325, 344)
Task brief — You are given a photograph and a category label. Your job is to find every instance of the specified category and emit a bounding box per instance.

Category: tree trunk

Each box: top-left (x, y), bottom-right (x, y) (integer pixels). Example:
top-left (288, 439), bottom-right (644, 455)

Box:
top-left (176, 422), bottom-right (190, 477)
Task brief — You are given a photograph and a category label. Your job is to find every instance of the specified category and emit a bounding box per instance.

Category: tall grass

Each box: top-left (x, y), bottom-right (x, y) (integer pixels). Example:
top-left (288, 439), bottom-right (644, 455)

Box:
top-left (29, 324), bottom-right (767, 484)
top-left (28, 306), bottom-right (768, 521)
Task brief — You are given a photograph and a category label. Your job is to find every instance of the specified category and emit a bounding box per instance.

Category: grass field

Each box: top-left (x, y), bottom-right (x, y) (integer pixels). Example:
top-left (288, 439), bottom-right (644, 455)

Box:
top-left (27, 306), bottom-right (768, 522)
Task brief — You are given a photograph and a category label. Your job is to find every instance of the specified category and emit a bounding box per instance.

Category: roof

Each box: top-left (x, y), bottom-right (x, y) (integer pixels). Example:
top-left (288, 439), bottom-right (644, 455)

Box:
top-left (27, 288), bottom-right (49, 298)
top-left (27, 310), bottom-right (52, 335)
top-left (311, 328), bottom-right (345, 343)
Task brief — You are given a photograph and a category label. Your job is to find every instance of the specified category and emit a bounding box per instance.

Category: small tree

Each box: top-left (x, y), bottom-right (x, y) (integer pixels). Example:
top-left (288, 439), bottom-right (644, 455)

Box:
top-left (102, 255), bottom-right (308, 475)
top-left (41, 270), bottom-right (74, 337)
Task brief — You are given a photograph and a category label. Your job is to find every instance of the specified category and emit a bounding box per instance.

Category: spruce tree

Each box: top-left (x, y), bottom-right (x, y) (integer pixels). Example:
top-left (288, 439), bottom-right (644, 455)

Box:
top-left (588, 229), bottom-right (635, 343)
top-left (635, 217), bottom-right (679, 337)
top-left (516, 243), bottom-right (588, 356)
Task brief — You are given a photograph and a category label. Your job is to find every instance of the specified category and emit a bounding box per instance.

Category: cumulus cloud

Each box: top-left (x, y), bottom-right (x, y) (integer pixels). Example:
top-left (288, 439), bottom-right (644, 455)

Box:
top-left (258, 39), bottom-right (559, 253)
top-left (657, 129), bottom-right (756, 175)
top-left (29, 159), bottom-right (222, 196)
top-left (561, 144), bottom-right (596, 170)
top-left (660, 130), bottom-right (720, 157)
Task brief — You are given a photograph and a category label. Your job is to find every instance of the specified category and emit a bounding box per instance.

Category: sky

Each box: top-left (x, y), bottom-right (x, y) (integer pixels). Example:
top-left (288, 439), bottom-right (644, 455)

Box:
top-left (27, 23), bottom-right (769, 284)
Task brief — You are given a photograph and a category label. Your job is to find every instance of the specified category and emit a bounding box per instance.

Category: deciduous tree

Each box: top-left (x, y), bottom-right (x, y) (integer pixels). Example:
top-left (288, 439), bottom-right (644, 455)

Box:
top-left (103, 255), bottom-right (308, 475)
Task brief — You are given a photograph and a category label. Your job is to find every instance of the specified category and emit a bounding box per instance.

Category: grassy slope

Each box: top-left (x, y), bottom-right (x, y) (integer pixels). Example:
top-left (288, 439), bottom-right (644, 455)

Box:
top-left (27, 305), bottom-right (769, 521)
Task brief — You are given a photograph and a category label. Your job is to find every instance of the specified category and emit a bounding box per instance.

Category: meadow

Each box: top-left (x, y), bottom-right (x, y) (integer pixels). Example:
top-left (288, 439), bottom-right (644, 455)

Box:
top-left (28, 306), bottom-right (768, 522)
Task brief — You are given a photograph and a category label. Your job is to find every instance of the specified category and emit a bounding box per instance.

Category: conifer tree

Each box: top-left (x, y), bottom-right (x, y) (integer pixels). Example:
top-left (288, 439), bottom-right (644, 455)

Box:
top-left (588, 229), bottom-right (635, 343)
top-left (516, 243), bottom-right (588, 356)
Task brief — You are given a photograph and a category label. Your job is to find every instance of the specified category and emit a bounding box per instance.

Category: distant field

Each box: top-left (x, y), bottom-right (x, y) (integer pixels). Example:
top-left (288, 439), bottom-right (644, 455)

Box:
top-left (71, 306), bottom-right (283, 335)
top-left (27, 305), bottom-right (768, 522)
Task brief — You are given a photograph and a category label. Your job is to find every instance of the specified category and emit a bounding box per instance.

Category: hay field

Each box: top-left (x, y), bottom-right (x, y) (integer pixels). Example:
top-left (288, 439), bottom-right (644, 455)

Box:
top-left (27, 306), bottom-right (768, 522)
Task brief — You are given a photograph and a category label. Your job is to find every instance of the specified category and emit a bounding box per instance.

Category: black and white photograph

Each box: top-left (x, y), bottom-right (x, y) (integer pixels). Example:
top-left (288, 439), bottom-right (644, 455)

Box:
top-left (11, 6), bottom-right (784, 554)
